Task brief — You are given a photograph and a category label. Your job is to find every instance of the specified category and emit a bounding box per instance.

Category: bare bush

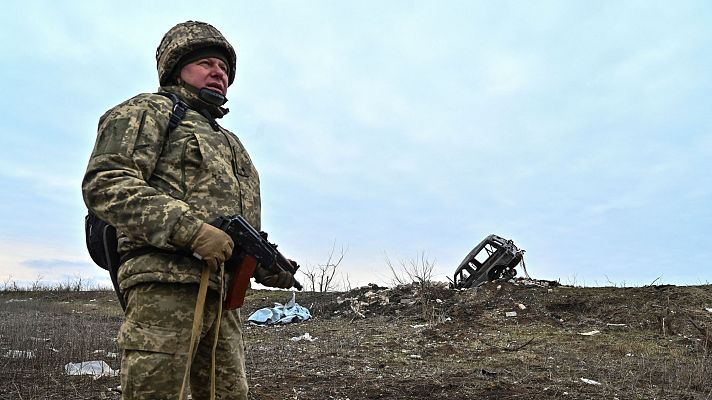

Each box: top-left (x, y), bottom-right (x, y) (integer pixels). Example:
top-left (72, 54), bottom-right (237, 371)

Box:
top-left (300, 242), bottom-right (347, 292)
top-left (30, 275), bottom-right (45, 291)
top-left (2, 275), bottom-right (20, 292)
top-left (385, 252), bottom-right (441, 322)
top-left (385, 251), bottom-right (435, 289)
top-left (340, 272), bottom-right (353, 292)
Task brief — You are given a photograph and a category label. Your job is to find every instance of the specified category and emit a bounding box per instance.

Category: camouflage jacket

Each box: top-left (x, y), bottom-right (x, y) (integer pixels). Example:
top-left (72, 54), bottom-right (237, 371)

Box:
top-left (82, 86), bottom-right (260, 291)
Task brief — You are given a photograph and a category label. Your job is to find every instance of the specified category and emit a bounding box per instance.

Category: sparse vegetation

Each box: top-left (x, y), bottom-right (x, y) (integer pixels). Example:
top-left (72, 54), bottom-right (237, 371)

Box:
top-left (386, 252), bottom-right (441, 322)
top-left (1, 279), bottom-right (711, 399)
top-left (300, 242), bottom-right (347, 292)
top-left (1, 275), bottom-right (110, 293)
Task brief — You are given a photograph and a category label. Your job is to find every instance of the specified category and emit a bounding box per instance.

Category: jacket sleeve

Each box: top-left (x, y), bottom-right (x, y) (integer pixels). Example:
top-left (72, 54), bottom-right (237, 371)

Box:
top-left (82, 95), bottom-right (202, 249)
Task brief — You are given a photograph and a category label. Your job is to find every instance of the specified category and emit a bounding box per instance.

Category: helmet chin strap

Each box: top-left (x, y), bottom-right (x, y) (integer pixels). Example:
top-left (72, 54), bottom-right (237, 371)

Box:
top-left (198, 87), bottom-right (228, 106)
top-left (180, 81), bottom-right (228, 106)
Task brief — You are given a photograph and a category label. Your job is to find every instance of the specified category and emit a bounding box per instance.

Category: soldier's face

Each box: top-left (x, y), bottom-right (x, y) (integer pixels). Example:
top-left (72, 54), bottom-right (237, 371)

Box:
top-left (180, 57), bottom-right (229, 95)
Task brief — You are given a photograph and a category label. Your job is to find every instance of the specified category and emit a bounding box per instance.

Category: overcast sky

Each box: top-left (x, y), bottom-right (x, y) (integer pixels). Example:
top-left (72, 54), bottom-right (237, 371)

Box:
top-left (0, 1), bottom-right (710, 289)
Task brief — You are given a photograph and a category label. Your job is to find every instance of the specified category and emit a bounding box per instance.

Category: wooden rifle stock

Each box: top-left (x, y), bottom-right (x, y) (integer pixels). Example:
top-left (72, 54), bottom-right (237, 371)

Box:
top-left (224, 254), bottom-right (258, 309)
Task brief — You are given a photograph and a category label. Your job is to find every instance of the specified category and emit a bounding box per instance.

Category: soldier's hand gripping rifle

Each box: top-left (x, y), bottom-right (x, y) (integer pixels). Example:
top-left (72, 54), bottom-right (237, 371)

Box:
top-left (210, 215), bottom-right (302, 309)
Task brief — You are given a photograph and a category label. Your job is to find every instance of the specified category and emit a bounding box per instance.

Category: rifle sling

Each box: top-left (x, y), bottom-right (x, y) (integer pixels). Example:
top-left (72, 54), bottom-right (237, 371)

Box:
top-left (178, 264), bottom-right (224, 400)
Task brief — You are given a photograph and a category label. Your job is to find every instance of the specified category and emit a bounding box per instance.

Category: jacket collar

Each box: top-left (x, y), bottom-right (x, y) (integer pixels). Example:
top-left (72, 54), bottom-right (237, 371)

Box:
top-left (160, 84), bottom-right (229, 119)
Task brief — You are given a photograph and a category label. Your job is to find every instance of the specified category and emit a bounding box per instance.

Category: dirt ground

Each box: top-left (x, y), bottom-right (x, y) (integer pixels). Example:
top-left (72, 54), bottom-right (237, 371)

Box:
top-left (1, 279), bottom-right (711, 399)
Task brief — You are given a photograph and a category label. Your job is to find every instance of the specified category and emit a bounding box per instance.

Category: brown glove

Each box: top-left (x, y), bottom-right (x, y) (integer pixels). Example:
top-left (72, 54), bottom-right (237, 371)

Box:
top-left (253, 266), bottom-right (295, 289)
top-left (190, 223), bottom-right (234, 271)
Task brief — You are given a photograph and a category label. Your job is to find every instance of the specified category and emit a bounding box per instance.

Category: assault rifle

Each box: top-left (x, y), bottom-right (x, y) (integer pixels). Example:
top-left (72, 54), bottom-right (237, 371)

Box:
top-left (210, 215), bottom-right (302, 309)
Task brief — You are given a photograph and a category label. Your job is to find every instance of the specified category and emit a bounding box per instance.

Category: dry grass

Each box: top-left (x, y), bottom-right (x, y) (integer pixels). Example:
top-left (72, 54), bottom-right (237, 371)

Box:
top-left (1, 281), bottom-right (711, 399)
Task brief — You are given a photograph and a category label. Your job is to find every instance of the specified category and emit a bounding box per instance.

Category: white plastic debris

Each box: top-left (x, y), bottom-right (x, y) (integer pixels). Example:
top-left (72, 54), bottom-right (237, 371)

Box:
top-left (578, 330), bottom-right (601, 336)
top-left (410, 324), bottom-right (428, 329)
top-left (580, 378), bottom-right (601, 385)
top-left (505, 311), bottom-right (517, 317)
top-left (290, 333), bottom-right (316, 342)
top-left (93, 350), bottom-right (119, 358)
top-left (5, 298), bottom-right (31, 303)
top-left (248, 293), bottom-right (311, 325)
top-left (517, 303), bottom-right (527, 310)
top-left (409, 354), bottom-right (422, 359)
top-left (3, 350), bottom-right (35, 359)
top-left (705, 308), bottom-right (712, 313)
top-left (64, 361), bottom-right (118, 379)
top-left (606, 323), bottom-right (627, 327)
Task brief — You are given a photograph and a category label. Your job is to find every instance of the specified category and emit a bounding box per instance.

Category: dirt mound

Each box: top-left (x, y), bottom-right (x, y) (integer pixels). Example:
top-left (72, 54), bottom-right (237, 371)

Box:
top-left (295, 279), bottom-right (712, 340)
top-left (301, 278), bottom-right (556, 320)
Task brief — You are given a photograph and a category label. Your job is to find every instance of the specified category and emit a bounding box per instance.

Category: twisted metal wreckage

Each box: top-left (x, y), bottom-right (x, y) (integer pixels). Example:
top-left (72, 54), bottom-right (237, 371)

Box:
top-left (450, 234), bottom-right (529, 289)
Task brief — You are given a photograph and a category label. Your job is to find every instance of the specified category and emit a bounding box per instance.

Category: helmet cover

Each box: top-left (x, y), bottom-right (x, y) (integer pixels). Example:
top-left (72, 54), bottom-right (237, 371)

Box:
top-left (156, 21), bottom-right (237, 86)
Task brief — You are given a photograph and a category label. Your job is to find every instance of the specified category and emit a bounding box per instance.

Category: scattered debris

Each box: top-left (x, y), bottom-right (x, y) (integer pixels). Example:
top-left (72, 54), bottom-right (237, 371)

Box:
top-left (350, 300), bottom-right (366, 319)
top-left (578, 330), bottom-right (601, 336)
top-left (248, 293), bottom-right (311, 325)
top-left (409, 354), bottom-right (422, 359)
top-left (481, 369), bottom-right (498, 377)
top-left (606, 323), bottom-right (627, 327)
top-left (64, 361), bottom-right (118, 379)
top-left (505, 311), bottom-right (518, 317)
top-left (5, 298), bottom-right (31, 303)
top-left (362, 290), bottom-right (390, 305)
top-left (514, 278), bottom-right (561, 288)
top-left (93, 350), bottom-right (119, 358)
top-left (705, 308), bottom-right (712, 313)
top-left (580, 378), bottom-right (602, 386)
top-left (3, 350), bottom-right (35, 359)
top-left (500, 338), bottom-right (535, 352)
top-left (517, 303), bottom-right (527, 310)
top-left (290, 333), bottom-right (316, 342)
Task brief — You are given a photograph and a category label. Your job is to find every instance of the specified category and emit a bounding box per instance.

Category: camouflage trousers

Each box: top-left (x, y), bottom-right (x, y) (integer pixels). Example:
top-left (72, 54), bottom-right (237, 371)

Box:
top-left (118, 282), bottom-right (248, 400)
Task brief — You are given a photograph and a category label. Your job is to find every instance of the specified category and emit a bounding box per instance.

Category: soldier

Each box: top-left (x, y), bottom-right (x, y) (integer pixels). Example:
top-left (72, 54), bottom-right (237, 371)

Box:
top-left (82, 21), bottom-right (294, 399)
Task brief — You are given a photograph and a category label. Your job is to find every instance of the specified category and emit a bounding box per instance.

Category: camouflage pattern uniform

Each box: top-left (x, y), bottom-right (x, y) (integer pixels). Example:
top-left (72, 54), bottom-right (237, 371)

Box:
top-left (82, 21), bottom-right (253, 400)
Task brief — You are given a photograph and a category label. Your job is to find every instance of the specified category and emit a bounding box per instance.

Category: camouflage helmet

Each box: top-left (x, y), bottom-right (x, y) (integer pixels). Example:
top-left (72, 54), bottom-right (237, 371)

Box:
top-left (156, 21), bottom-right (237, 86)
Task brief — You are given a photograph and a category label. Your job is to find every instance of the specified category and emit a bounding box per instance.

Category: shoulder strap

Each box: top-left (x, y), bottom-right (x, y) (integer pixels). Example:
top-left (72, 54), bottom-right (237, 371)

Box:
top-left (85, 92), bottom-right (190, 312)
top-left (156, 92), bottom-right (188, 135)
